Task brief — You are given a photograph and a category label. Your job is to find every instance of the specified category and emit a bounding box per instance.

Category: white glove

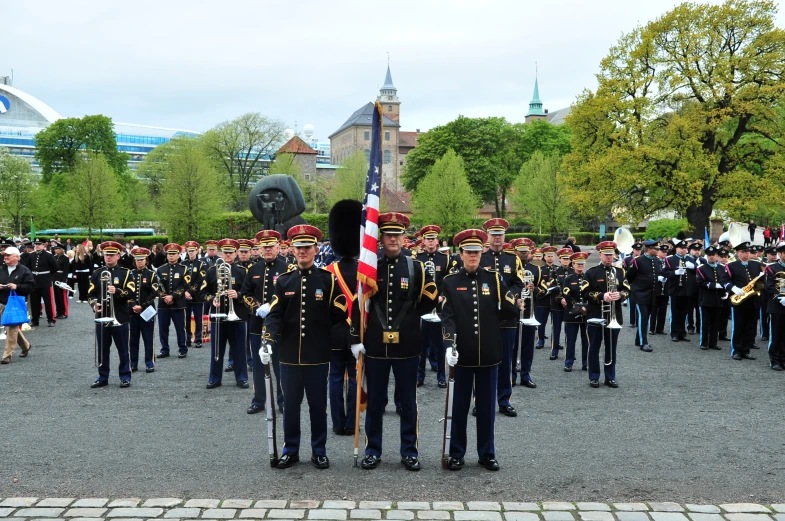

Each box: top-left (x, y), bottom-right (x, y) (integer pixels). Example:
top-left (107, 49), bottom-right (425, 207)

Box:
top-left (714, 283), bottom-right (723, 289)
top-left (256, 303), bottom-right (271, 318)
top-left (675, 269), bottom-right (686, 276)
top-left (658, 276), bottom-right (667, 283)
top-left (685, 261), bottom-right (696, 269)
top-left (731, 286), bottom-right (744, 296)
top-left (351, 343), bottom-right (366, 359)
top-left (259, 342), bottom-right (272, 365)
top-left (778, 296), bottom-right (785, 306)
top-left (446, 349), bottom-right (459, 367)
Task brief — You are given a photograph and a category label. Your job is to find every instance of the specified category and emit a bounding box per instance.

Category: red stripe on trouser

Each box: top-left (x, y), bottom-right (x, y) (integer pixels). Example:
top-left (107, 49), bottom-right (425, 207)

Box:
top-left (49, 287), bottom-right (56, 320)
top-left (63, 289), bottom-right (69, 315)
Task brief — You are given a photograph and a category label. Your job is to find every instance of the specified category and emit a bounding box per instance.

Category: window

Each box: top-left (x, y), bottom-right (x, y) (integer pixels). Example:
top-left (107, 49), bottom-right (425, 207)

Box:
top-left (364, 149), bottom-right (371, 162)
top-left (384, 150), bottom-right (391, 164)
top-left (385, 131), bottom-right (390, 141)
top-left (364, 130), bottom-right (370, 140)
top-left (388, 105), bottom-right (393, 111)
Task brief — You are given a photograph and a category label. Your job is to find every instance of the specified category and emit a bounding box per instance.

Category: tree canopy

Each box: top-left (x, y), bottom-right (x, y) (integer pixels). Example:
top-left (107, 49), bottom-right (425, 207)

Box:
top-left (513, 151), bottom-right (572, 241)
top-left (328, 150), bottom-right (368, 207)
top-left (0, 147), bottom-right (36, 234)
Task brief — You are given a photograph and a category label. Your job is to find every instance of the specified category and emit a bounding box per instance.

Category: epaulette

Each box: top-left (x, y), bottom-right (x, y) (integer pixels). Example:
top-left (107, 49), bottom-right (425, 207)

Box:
top-left (277, 269), bottom-right (297, 280)
top-left (287, 264), bottom-right (297, 272)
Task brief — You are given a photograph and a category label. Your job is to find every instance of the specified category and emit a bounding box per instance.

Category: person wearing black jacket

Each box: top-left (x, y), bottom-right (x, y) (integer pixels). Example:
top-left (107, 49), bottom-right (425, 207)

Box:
top-left (724, 242), bottom-right (763, 360)
top-left (561, 252), bottom-right (590, 371)
top-left (53, 242), bottom-right (71, 319)
top-left (23, 239), bottom-right (59, 327)
top-left (182, 241), bottom-right (208, 350)
top-left (764, 244), bottom-right (785, 370)
top-left (685, 242), bottom-right (705, 335)
top-left (156, 243), bottom-right (190, 359)
top-left (624, 240), bottom-right (662, 352)
top-left (415, 225), bottom-right (450, 387)
top-left (128, 248), bottom-right (160, 372)
top-left (696, 246), bottom-right (728, 351)
top-left (661, 239), bottom-right (693, 342)
top-left (1, 247), bottom-right (34, 364)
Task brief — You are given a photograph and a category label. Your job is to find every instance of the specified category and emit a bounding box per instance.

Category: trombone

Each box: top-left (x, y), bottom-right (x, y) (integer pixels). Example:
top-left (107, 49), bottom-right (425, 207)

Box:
top-left (519, 270), bottom-right (540, 327)
top-left (94, 271), bottom-right (121, 327)
top-left (209, 258), bottom-right (241, 363)
top-left (601, 268), bottom-right (623, 330)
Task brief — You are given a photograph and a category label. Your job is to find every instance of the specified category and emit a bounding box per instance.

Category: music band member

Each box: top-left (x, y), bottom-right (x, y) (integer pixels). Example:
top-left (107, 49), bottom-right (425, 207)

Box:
top-left (182, 241), bottom-right (207, 350)
top-left (88, 241), bottom-right (133, 388)
top-left (350, 212), bottom-right (437, 471)
top-left (53, 241), bottom-right (70, 319)
top-left (582, 241), bottom-right (630, 388)
top-left (764, 244), bottom-right (785, 371)
top-left (561, 252), bottom-right (590, 371)
top-left (128, 248), bottom-right (160, 372)
top-left (24, 238), bottom-right (59, 327)
top-left (415, 224), bottom-right (449, 387)
top-left (260, 225), bottom-right (348, 469)
top-left (696, 246), bottom-right (727, 351)
top-left (510, 238), bottom-right (545, 388)
top-left (534, 246), bottom-right (557, 350)
top-left (723, 242), bottom-right (762, 360)
top-left (547, 248), bottom-right (573, 360)
top-left (686, 242), bottom-right (705, 335)
top-left (156, 243), bottom-right (190, 359)
top-left (202, 240), bottom-right (220, 268)
top-left (441, 229), bottom-right (520, 471)
top-left (661, 239), bottom-right (692, 343)
top-left (624, 239), bottom-right (661, 352)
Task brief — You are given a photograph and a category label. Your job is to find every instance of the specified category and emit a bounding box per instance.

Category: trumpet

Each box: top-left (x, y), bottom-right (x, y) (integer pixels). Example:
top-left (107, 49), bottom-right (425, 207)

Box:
top-left (601, 268), bottom-right (623, 330)
top-left (94, 270), bottom-right (121, 327)
top-left (519, 270), bottom-right (540, 327)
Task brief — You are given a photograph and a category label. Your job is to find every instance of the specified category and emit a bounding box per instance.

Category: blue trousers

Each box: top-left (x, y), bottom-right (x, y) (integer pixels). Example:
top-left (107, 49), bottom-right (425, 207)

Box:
top-left (329, 349), bottom-right (357, 433)
top-left (418, 320), bottom-right (445, 383)
top-left (516, 324), bottom-right (536, 382)
top-left (186, 301), bottom-right (204, 345)
top-left (535, 306), bottom-right (550, 345)
top-left (564, 322), bottom-right (588, 369)
top-left (280, 363), bottom-right (329, 457)
top-left (588, 325), bottom-right (618, 381)
top-left (550, 309), bottom-right (564, 355)
top-left (208, 321), bottom-right (248, 384)
top-left (158, 307), bottom-right (187, 354)
top-left (450, 364), bottom-right (497, 460)
top-left (95, 323), bottom-right (131, 382)
top-left (496, 328), bottom-right (515, 406)
top-left (364, 355), bottom-right (419, 458)
top-left (227, 320), bottom-right (253, 368)
top-left (129, 314), bottom-right (155, 369)
top-left (634, 299), bottom-right (652, 346)
top-left (628, 293), bottom-right (637, 325)
top-left (249, 335), bottom-right (284, 409)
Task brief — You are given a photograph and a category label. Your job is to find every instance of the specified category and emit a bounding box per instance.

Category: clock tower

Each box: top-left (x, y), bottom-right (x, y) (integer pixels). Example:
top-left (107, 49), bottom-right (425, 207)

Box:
top-left (377, 64), bottom-right (400, 124)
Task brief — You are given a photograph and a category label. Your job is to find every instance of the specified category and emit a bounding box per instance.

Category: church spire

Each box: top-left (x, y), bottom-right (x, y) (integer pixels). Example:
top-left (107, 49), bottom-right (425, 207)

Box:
top-left (526, 65), bottom-right (545, 118)
top-left (382, 64), bottom-right (396, 91)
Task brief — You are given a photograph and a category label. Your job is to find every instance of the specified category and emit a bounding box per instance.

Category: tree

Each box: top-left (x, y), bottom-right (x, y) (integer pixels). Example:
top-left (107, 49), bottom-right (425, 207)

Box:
top-left (328, 150), bottom-right (368, 206)
top-left (158, 138), bottom-right (224, 242)
top-left (513, 152), bottom-right (572, 241)
top-left (35, 115), bottom-right (128, 182)
top-left (60, 153), bottom-right (125, 237)
top-left (202, 113), bottom-right (286, 209)
top-left (0, 148), bottom-right (36, 234)
top-left (412, 149), bottom-right (478, 239)
top-left (563, 0), bottom-right (785, 231)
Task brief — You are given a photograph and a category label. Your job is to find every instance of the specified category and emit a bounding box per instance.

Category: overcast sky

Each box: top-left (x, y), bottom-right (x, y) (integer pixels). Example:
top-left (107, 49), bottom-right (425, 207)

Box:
top-left (5, 0), bottom-right (782, 143)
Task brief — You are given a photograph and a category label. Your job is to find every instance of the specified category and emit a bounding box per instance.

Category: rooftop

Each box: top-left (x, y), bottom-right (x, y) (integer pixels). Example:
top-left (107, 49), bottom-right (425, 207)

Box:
top-left (381, 65), bottom-right (396, 91)
top-left (277, 135), bottom-right (318, 155)
top-left (329, 102), bottom-right (400, 139)
top-left (399, 131), bottom-right (419, 148)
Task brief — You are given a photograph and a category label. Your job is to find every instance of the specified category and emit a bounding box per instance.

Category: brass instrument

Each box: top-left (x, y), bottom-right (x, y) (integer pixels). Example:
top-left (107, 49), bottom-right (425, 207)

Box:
top-left (421, 259), bottom-right (441, 323)
top-left (602, 268), bottom-right (623, 330)
top-left (519, 270), bottom-right (540, 326)
top-left (95, 270), bottom-right (121, 327)
top-left (775, 272), bottom-right (785, 296)
top-left (730, 272), bottom-right (765, 306)
top-left (54, 281), bottom-right (76, 294)
top-left (678, 258), bottom-right (686, 287)
top-left (210, 259), bottom-right (241, 322)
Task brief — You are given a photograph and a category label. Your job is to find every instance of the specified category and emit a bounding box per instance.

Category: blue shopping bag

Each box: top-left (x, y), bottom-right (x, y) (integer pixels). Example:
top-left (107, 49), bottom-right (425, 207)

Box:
top-left (1, 291), bottom-right (30, 326)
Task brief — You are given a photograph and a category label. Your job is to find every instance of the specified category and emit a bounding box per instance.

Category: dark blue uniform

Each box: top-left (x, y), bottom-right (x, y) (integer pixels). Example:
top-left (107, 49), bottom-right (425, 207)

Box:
top-left (128, 267), bottom-right (159, 370)
top-left (415, 250), bottom-right (449, 384)
top-left (662, 255), bottom-right (694, 341)
top-left (513, 262), bottom-right (546, 385)
top-left (203, 262), bottom-right (249, 385)
top-left (156, 262), bottom-right (190, 357)
top-left (562, 271), bottom-right (588, 370)
top-left (182, 257), bottom-right (207, 348)
top-left (88, 266), bottom-right (133, 384)
top-left (534, 263), bottom-right (554, 346)
top-left (764, 261), bottom-right (785, 368)
top-left (548, 265), bottom-right (571, 357)
top-left (724, 260), bottom-right (763, 357)
top-left (696, 261), bottom-right (728, 350)
top-left (625, 253), bottom-right (662, 348)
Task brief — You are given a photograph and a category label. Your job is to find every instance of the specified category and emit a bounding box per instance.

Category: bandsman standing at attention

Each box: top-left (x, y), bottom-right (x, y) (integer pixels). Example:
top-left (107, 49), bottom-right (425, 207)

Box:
top-left (624, 239), bottom-right (661, 352)
top-left (202, 240), bottom-right (220, 268)
top-left (260, 225), bottom-right (348, 469)
top-left (441, 229), bottom-right (520, 471)
top-left (24, 238), bottom-right (59, 327)
top-left (88, 241), bottom-right (133, 388)
top-left (582, 241), bottom-right (630, 388)
top-left (240, 230), bottom-right (289, 415)
top-left (350, 212), bottom-right (437, 471)
top-left (479, 218), bottom-right (524, 413)
top-left (724, 242), bottom-right (762, 360)
top-left (235, 238), bottom-right (256, 371)
top-left (53, 241), bottom-right (70, 320)
top-left (764, 244), bottom-right (785, 371)
top-left (661, 239), bottom-right (692, 343)
top-left (534, 246), bottom-right (557, 348)
top-left (561, 252), bottom-right (590, 371)
top-left (128, 247), bottom-right (160, 372)
top-left (717, 249), bottom-right (732, 341)
top-left (651, 244), bottom-right (670, 336)
top-left (182, 241), bottom-right (207, 350)
top-left (695, 246), bottom-right (728, 351)
top-left (685, 242), bottom-right (705, 335)
top-left (509, 238), bottom-right (544, 388)
top-left (547, 248), bottom-right (573, 360)
top-left (760, 246), bottom-right (778, 342)
top-left (623, 242), bottom-right (642, 328)
top-left (156, 243), bottom-right (190, 359)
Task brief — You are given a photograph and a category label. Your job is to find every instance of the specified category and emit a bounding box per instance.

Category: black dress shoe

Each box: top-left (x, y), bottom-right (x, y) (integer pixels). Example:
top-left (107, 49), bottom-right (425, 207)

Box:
top-left (91, 380), bottom-right (108, 388)
top-left (742, 353), bottom-right (756, 360)
top-left (680, 336), bottom-right (690, 342)
top-left (709, 345), bottom-right (721, 350)
top-left (206, 381), bottom-right (222, 389)
top-left (478, 456), bottom-right (500, 471)
top-left (535, 343), bottom-right (544, 349)
top-left (311, 455), bottom-right (330, 469)
top-left (158, 351), bottom-right (170, 358)
top-left (55, 314), bottom-right (67, 319)
top-left (178, 351), bottom-right (187, 358)
top-left (224, 364), bottom-right (234, 372)
top-left (194, 342), bottom-right (202, 348)
top-left (718, 335), bottom-right (729, 341)
top-left (751, 344), bottom-right (760, 349)
top-left (237, 381), bottom-right (249, 389)
top-left (401, 456), bottom-right (420, 471)
top-left (521, 379), bottom-right (537, 389)
top-left (582, 365), bottom-right (587, 371)
top-left (247, 404), bottom-right (265, 414)
top-left (672, 337), bottom-right (680, 343)
top-left (564, 366), bottom-right (572, 372)
top-left (276, 453), bottom-right (299, 469)
top-left (447, 457), bottom-right (464, 471)
top-left (47, 321), bottom-right (55, 327)
top-left (688, 328), bottom-right (695, 334)
top-left (589, 379), bottom-right (600, 388)
top-left (732, 353), bottom-right (743, 360)
top-left (640, 344), bottom-right (653, 352)
top-left (549, 353), bottom-right (558, 360)
top-left (361, 454), bottom-right (381, 469)
top-left (700, 345), bottom-right (708, 350)
top-left (395, 406), bottom-right (402, 415)
top-left (437, 380), bottom-right (447, 389)
top-left (119, 380), bottom-right (131, 388)
top-left (131, 366), bottom-right (138, 372)
top-left (604, 379), bottom-right (618, 388)
top-left (499, 405), bottom-right (517, 417)
top-left (760, 337), bottom-right (768, 342)
top-left (146, 366), bottom-right (155, 373)
top-left (31, 322), bottom-right (39, 327)
top-left (771, 364), bottom-right (783, 371)
top-left (416, 380), bottom-right (424, 387)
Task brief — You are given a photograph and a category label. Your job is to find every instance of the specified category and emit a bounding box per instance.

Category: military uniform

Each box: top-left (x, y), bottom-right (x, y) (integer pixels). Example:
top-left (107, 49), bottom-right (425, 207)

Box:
top-left (235, 239), bottom-right (256, 370)
top-left (534, 260), bottom-right (554, 347)
top-left (127, 248), bottom-right (160, 371)
top-left (696, 248), bottom-right (728, 351)
top-left (156, 244), bottom-right (190, 358)
top-left (624, 241), bottom-right (662, 351)
top-left (182, 242), bottom-right (208, 349)
top-left (685, 244), bottom-right (706, 335)
top-left (724, 243), bottom-right (763, 359)
top-left (23, 243), bottom-right (59, 326)
top-left (415, 225), bottom-right (450, 386)
top-left (53, 245), bottom-right (71, 319)
top-left (561, 253), bottom-right (590, 371)
top-left (623, 247), bottom-right (641, 327)
top-left (547, 250), bottom-right (573, 359)
top-left (764, 252), bottom-right (785, 370)
top-left (661, 244), bottom-right (694, 341)
top-left (510, 238), bottom-right (546, 387)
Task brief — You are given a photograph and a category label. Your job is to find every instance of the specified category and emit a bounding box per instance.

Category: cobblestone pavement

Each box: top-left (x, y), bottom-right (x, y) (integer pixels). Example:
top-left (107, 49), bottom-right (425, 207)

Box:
top-left (2, 291), bottom-right (785, 501)
top-left (1, 499), bottom-right (785, 521)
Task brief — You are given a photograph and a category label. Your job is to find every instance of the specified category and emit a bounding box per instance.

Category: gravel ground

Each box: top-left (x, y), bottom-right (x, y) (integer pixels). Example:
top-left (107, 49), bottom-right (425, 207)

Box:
top-left (2, 283), bottom-right (784, 502)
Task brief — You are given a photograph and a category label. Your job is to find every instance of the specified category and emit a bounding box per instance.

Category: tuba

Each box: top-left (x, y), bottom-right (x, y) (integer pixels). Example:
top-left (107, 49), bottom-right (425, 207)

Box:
top-left (614, 227), bottom-right (635, 256)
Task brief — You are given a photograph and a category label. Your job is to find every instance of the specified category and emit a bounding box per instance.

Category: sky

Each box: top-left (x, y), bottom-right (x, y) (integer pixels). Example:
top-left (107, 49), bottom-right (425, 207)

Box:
top-left (4, 0), bottom-right (783, 143)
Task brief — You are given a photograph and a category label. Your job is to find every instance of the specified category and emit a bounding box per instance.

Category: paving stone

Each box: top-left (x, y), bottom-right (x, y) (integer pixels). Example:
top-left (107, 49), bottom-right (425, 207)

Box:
top-left (721, 506), bottom-right (771, 514)
top-left (323, 503), bottom-right (356, 510)
top-left (773, 516), bottom-right (785, 521)
top-left (770, 507), bottom-right (785, 514)
top-left (543, 505), bottom-right (576, 512)
top-left (240, 510), bottom-right (268, 519)
top-left (543, 513), bottom-right (575, 521)
top-left (650, 514), bottom-right (688, 521)
top-left (68, 518), bottom-right (105, 521)
top-left (223, 501), bottom-right (253, 509)
top-left (105, 509), bottom-right (163, 518)
top-left (455, 513), bottom-right (502, 521)
top-left (399, 505), bottom-right (429, 512)
top-left (184, 501), bottom-right (220, 509)
top-left (433, 504), bottom-right (463, 512)
top-left (64, 509), bottom-right (107, 518)
top-left (361, 504), bottom-right (392, 511)
top-left (504, 514), bottom-right (539, 521)
top-left (268, 511), bottom-right (306, 519)
top-left (468, 504), bottom-right (501, 512)
top-left (107, 501), bottom-right (140, 509)
top-left (350, 510), bottom-right (381, 520)
top-left (164, 509), bottom-right (200, 518)
top-left (578, 505), bottom-right (610, 513)
top-left (685, 508), bottom-right (720, 515)
top-left (503, 505), bottom-right (539, 512)
top-left (417, 512), bottom-right (449, 520)
top-left (386, 513), bottom-right (414, 521)
top-left (103, 518), bottom-right (143, 521)
top-left (650, 506), bottom-right (684, 514)
top-left (1, 509), bottom-right (18, 517)
top-left (616, 506), bottom-right (649, 513)
top-left (291, 503), bottom-right (320, 510)
top-left (14, 508), bottom-right (64, 517)
top-left (687, 515), bottom-right (723, 521)
top-left (70, 502), bottom-right (108, 509)
top-left (1, 501), bottom-right (38, 509)
top-left (579, 513), bottom-right (613, 521)
top-left (616, 513), bottom-right (650, 521)
top-left (724, 515), bottom-right (773, 521)
top-left (202, 510), bottom-right (237, 519)
top-left (255, 502), bottom-right (288, 509)
top-left (36, 501), bottom-right (74, 509)
top-left (308, 511), bottom-right (347, 520)
top-left (142, 500), bottom-right (182, 508)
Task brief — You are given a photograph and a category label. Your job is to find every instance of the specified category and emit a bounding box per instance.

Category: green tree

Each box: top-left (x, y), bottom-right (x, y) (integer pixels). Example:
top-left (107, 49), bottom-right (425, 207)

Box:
top-left (0, 148), bottom-right (37, 234)
top-left (412, 149), bottom-right (478, 239)
top-left (563, 0), bottom-right (785, 231)
top-left (202, 112), bottom-right (286, 209)
top-left (513, 152), bottom-right (572, 241)
top-left (60, 153), bottom-right (125, 237)
top-left (35, 115), bottom-right (128, 182)
top-left (328, 150), bottom-right (368, 206)
top-left (158, 138), bottom-right (224, 242)
top-left (644, 218), bottom-right (691, 240)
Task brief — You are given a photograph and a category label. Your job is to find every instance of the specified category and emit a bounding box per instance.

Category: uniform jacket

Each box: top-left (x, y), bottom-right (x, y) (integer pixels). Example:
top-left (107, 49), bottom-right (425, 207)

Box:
top-left (87, 265), bottom-right (133, 324)
top-left (156, 262), bottom-right (190, 309)
top-left (696, 262), bottom-right (729, 308)
top-left (415, 250), bottom-right (449, 312)
top-left (240, 256), bottom-right (291, 335)
top-left (202, 262), bottom-right (249, 321)
top-left (0, 263), bottom-right (35, 305)
top-left (182, 257), bottom-right (208, 303)
top-left (441, 267), bottom-right (518, 367)
top-left (480, 249), bottom-right (524, 328)
top-left (534, 263), bottom-right (555, 308)
top-left (723, 260), bottom-right (764, 308)
top-left (325, 258), bottom-right (357, 351)
top-left (549, 265), bottom-right (573, 310)
top-left (625, 253), bottom-right (662, 305)
top-left (765, 262), bottom-right (785, 315)
top-left (581, 264), bottom-right (631, 325)
top-left (54, 253), bottom-right (70, 283)
top-left (562, 271), bottom-right (587, 323)
top-left (23, 250), bottom-right (59, 289)
top-left (128, 267), bottom-right (160, 311)
top-left (662, 255), bottom-right (695, 297)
